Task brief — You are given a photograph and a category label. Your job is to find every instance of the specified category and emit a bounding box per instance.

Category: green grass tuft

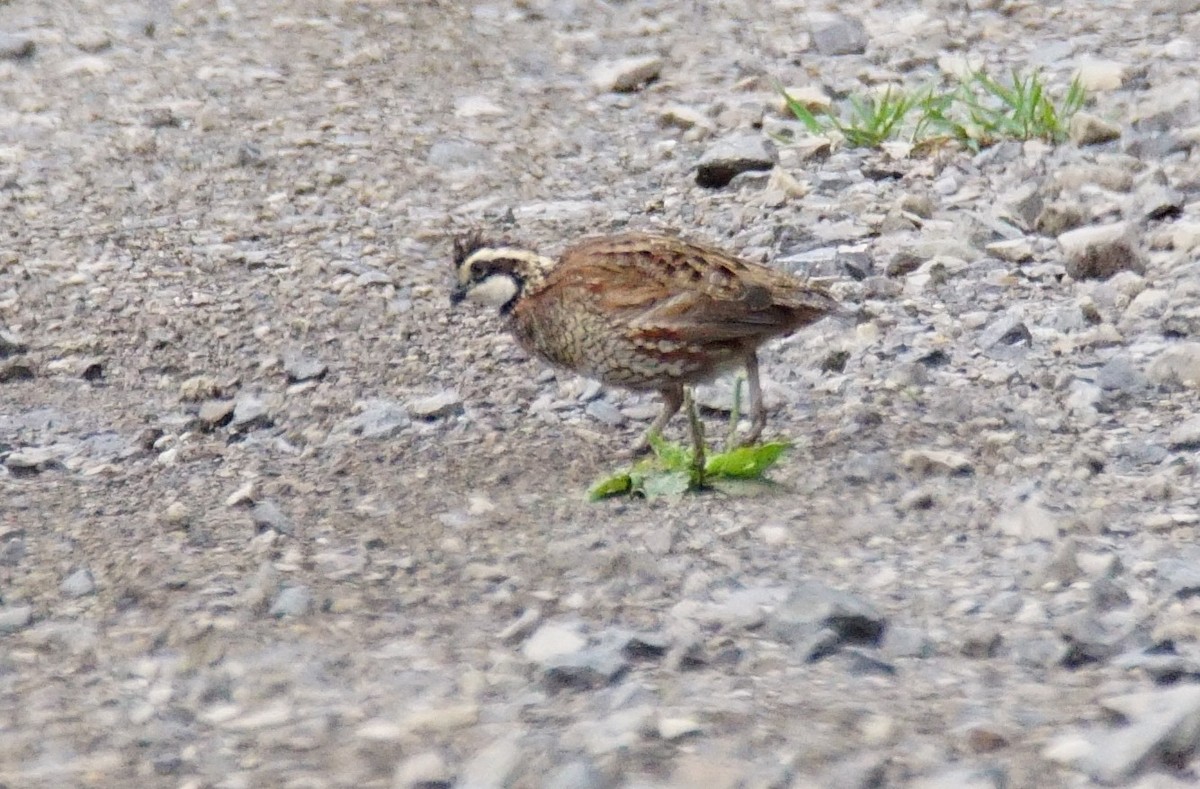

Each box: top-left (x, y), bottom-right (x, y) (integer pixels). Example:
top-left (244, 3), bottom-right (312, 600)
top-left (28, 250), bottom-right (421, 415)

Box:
top-left (776, 69), bottom-right (1085, 152)
top-left (588, 438), bottom-right (790, 501)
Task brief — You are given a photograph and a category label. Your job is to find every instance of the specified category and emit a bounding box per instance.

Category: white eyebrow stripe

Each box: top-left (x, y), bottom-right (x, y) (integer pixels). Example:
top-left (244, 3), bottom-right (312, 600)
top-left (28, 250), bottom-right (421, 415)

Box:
top-left (463, 248), bottom-right (548, 267)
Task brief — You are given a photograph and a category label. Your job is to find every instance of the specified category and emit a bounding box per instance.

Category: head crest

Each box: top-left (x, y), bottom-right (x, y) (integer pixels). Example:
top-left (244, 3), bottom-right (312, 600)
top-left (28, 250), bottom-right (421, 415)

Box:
top-left (453, 230), bottom-right (497, 268)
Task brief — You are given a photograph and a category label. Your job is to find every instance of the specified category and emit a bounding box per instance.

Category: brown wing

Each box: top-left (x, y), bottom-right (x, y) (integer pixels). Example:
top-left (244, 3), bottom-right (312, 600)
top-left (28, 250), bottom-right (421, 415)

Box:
top-left (552, 233), bottom-right (836, 346)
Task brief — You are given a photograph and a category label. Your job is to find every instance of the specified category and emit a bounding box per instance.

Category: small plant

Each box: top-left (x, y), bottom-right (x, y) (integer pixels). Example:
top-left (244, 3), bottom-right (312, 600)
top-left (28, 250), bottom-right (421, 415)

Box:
top-left (588, 436), bottom-right (789, 501)
top-left (777, 69), bottom-right (1085, 152)
top-left (959, 70), bottom-right (1085, 148)
top-left (781, 85), bottom-right (920, 148)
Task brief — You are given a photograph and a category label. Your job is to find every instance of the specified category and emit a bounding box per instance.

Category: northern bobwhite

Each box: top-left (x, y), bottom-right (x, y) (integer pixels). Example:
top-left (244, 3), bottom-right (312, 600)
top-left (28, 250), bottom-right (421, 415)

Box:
top-left (450, 231), bottom-right (837, 465)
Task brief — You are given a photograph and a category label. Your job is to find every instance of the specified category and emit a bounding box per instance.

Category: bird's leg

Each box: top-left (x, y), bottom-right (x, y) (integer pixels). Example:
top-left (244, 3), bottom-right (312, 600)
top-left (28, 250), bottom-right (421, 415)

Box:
top-left (737, 352), bottom-right (766, 447)
top-left (724, 374), bottom-right (744, 451)
top-left (683, 386), bottom-right (706, 486)
top-left (630, 386), bottom-right (683, 457)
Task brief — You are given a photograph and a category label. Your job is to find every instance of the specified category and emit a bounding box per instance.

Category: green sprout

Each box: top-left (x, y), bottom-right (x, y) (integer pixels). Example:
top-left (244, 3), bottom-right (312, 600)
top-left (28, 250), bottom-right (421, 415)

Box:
top-left (776, 69), bottom-right (1086, 152)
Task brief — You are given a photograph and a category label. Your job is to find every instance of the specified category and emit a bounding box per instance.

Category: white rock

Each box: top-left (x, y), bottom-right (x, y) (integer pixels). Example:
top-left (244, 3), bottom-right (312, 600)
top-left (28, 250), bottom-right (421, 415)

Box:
top-left (938, 53), bottom-right (984, 79)
top-left (1171, 221), bottom-right (1200, 253)
top-left (459, 736), bottom-right (523, 789)
top-left (900, 448), bottom-right (973, 476)
top-left (1069, 112), bottom-right (1122, 146)
top-left (1078, 686), bottom-right (1200, 783)
top-left (809, 13), bottom-right (868, 55)
top-left (1075, 58), bottom-right (1126, 91)
top-left (454, 95), bottom-right (504, 118)
top-left (408, 390), bottom-right (463, 419)
top-left (1058, 222), bottom-right (1144, 281)
top-left (1148, 344), bottom-right (1200, 387)
top-left (1168, 416), bottom-right (1200, 450)
top-left (986, 238), bottom-right (1034, 263)
top-left (590, 56), bottom-right (662, 93)
top-left (401, 704), bottom-right (479, 734)
top-left (523, 622), bottom-right (586, 663)
top-left (393, 750), bottom-right (453, 789)
top-left (994, 496), bottom-right (1061, 541)
top-left (658, 717), bottom-right (702, 740)
top-left (776, 85), bottom-right (832, 115)
top-left (659, 104), bottom-right (711, 130)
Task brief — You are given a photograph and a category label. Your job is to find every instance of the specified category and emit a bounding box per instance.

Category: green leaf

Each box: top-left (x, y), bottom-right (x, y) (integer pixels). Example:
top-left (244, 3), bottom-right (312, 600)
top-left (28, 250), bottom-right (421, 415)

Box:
top-left (648, 434), bottom-right (692, 470)
top-left (705, 442), bottom-right (789, 479)
top-left (774, 80), bottom-right (830, 135)
top-left (588, 471), bottom-right (632, 501)
top-left (640, 470), bottom-right (693, 499)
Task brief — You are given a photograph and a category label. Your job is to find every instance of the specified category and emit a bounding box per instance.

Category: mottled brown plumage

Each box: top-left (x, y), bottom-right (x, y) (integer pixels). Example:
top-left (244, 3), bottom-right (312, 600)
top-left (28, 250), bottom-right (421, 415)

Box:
top-left (451, 231), bottom-right (837, 458)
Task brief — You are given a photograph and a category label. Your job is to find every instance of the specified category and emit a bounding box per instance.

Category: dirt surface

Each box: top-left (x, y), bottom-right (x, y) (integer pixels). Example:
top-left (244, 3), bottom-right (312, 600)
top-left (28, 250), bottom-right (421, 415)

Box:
top-left (3, 1), bottom-right (1200, 787)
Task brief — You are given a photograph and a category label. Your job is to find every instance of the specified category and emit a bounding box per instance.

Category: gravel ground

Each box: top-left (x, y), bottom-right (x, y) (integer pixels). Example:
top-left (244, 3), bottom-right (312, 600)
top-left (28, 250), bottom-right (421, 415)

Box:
top-left (3, 1), bottom-right (1200, 787)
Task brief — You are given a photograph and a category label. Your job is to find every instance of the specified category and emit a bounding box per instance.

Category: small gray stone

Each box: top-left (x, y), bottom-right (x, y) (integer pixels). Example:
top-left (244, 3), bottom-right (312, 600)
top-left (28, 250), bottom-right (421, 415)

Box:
top-left (1036, 202), bottom-right (1086, 235)
top-left (1058, 610), bottom-right (1137, 666)
top-left (1014, 635), bottom-right (1069, 667)
top-left (1096, 355), bottom-right (1145, 393)
top-left (1075, 685), bottom-right (1200, 783)
top-left (427, 138), bottom-right (488, 170)
top-left (1157, 557), bottom-right (1200, 598)
top-left (810, 12), bottom-right (869, 55)
top-left (1137, 184), bottom-right (1184, 221)
top-left (1163, 294), bottom-right (1200, 338)
top-left (912, 766), bottom-right (1007, 789)
top-left (1091, 576), bottom-right (1132, 611)
top-left (900, 448), bottom-right (974, 477)
top-left (0, 33), bottom-right (35, 60)
top-left (357, 269), bottom-right (393, 287)
top-left (978, 313), bottom-right (1032, 350)
top-left (393, 750), bottom-right (453, 789)
top-left (880, 626), bottom-right (936, 659)
top-left (1059, 222), bottom-right (1144, 281)
top-left (4, 447), bottom-right (60, 473)
top-left (1124, 131), bottom-right (1190, 160)
top-left (585, 400), bottom-right (625, 427)
top-left (540, 760), bottom-right (605, 789)
top-left (453, 95), bottom-right (504, 118)
top-left (590, 55), bottom-right (662, 92)
top-left (994, 491), bottom-right (1061, 540)
top-left (1057, 164), bottom-right (1134, 193)
top-left (0, 534), bottom-right (26, 566)
top-left (985, 238), bottom-right (1034, 263)
top-left (768, 581), bottom-right (886, 649)
top-left (0, 328), bottom-right (27, 358)
top-left (269, 585), bottom-right (312, 618)
top-left (283, 353), bottom-right (327, 383)
top-left (335, 399), bottom-right (411, 439)
top-left (961, 627), bottom-right (1003, 659)
top-left (543, 646), bottom-right (629, 691)
top-left (60, 568), bottom-right (96, 598)
top-left (1148, 343), bottom-right (1200, 387)
top-left (231, 395), bottom-right (271, 429)
top-left (0, 605), bottom-right (33, 632)
top-left (523, 622), bottom-right (587, 663)
top-left (512, 200), bottom-right (597, 222)
top-left (1114, 648), bottom-right (1200, 683)
top-left (1001, 183), bottom-right (1044, 230)
top-left (408, 390), bottom-right (464, 420)
top-left (0, 360), bottom-right (35, 382)
top-left (696, 135), bottom-right (778, 188)
top-left (197, 399), bottom-right (235, 427)
top-left (70, 28), bottom-right (112, 53)
top-left (1168, 416), bottom-right (1200, 450)
top-left (1069, 112), bottom-right (1122, 145)
top-left (252, 500), bottom-right (293, 535)
top-left (458, 736), bottom-right (522, 789)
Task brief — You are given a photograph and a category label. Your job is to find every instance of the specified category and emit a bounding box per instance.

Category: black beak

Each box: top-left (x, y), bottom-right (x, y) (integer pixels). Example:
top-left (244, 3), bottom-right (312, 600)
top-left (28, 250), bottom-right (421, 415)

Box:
top-left (450, 285), bottom-right (467, 306)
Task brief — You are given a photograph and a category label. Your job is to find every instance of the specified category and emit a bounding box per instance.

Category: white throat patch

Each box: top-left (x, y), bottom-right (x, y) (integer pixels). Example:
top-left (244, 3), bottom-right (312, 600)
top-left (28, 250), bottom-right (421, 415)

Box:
top-left (467, 273), bottom-right (520, 308)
